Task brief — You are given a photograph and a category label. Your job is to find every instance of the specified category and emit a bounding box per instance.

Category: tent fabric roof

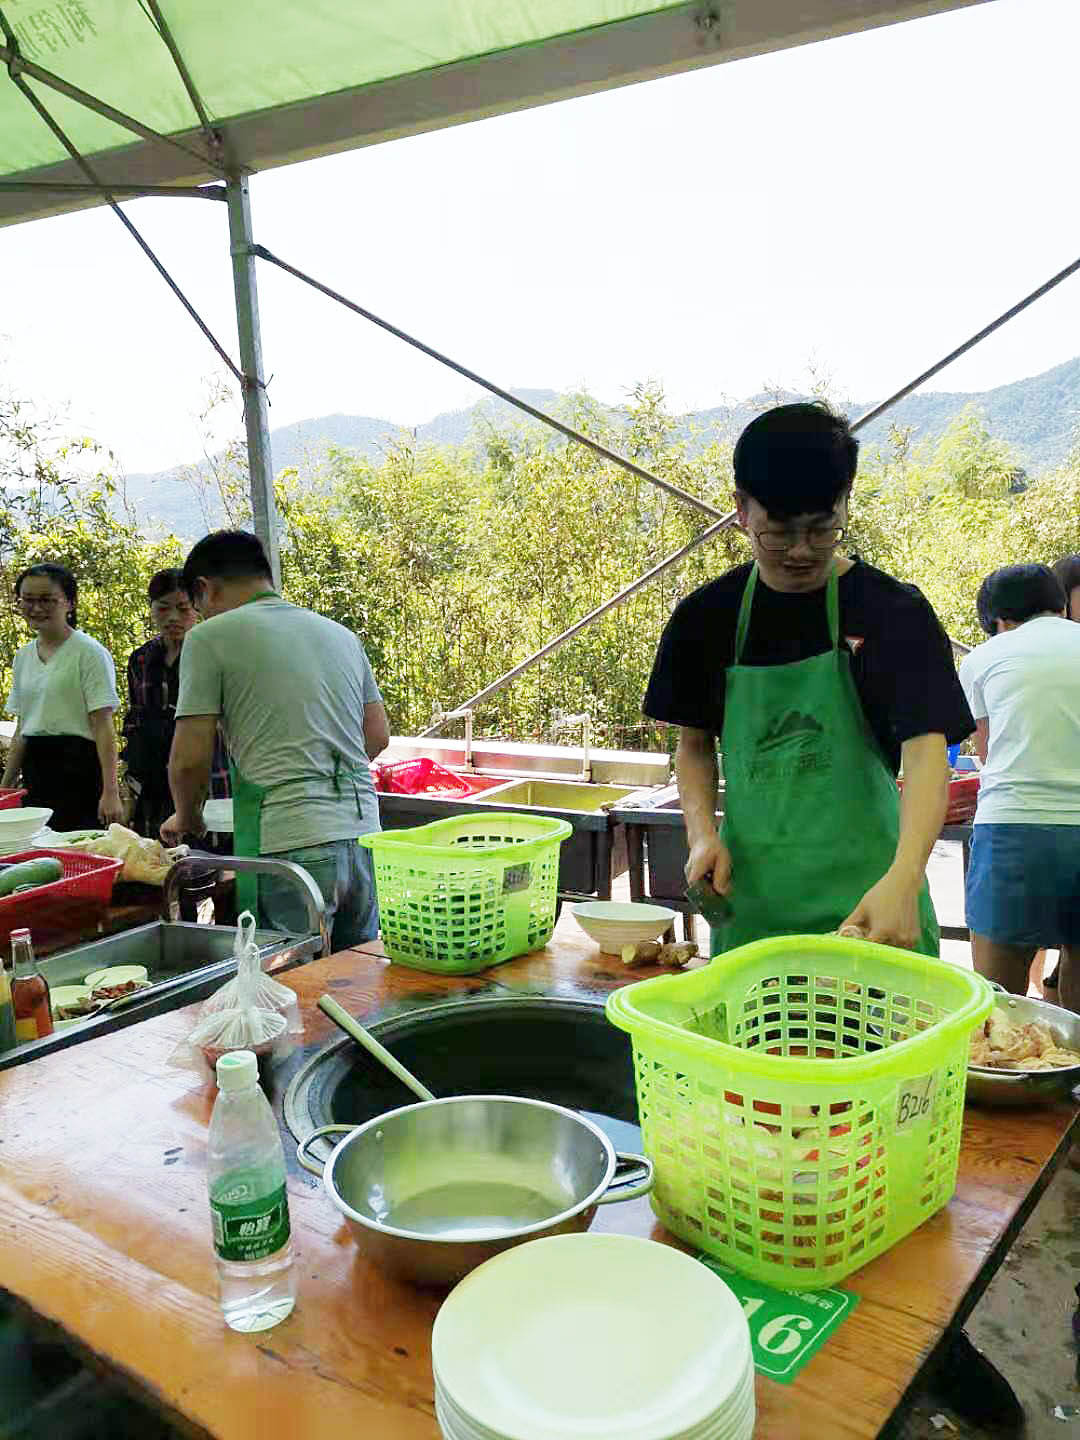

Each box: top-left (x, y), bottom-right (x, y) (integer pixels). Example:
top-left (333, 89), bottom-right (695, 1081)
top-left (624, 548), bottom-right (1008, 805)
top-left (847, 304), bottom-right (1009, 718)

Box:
top-left (0, 0), bottom-right (989, 227)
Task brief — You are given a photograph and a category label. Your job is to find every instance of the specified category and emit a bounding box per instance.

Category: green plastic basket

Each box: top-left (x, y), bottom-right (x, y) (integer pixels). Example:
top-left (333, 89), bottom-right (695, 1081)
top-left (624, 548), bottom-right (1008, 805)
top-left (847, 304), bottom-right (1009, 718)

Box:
top-left (359, 813), bottom-right (573, 974)
top-left (606, 935), bottom-right (993, 1290)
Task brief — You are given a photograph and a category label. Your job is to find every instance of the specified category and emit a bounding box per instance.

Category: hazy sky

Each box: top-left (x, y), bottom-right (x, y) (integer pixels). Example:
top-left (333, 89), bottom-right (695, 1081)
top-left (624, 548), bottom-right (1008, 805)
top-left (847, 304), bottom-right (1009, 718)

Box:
top-left (2, 0), bottom-right (1078, 474)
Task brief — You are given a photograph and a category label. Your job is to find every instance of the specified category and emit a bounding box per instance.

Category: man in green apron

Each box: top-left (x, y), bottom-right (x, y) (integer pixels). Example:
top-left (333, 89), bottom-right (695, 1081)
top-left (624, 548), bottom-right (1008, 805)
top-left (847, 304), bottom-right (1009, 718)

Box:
top-left (163, 530), bottom-right (390, 950)
top-left (645, 403), bottom-right (975, 957)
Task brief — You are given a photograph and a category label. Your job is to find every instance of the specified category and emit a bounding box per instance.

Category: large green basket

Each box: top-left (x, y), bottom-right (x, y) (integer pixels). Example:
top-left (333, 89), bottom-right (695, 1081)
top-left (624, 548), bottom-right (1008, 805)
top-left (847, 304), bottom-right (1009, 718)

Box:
top-left (606, 935), bottom-right (993, 1290)
top-left (359, 813), bottom-right (573, 974)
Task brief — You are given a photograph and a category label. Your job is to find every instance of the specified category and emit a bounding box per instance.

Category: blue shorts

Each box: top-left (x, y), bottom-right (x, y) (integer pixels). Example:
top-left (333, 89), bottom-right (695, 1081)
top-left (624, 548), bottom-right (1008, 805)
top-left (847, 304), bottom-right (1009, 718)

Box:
top-left (965, 823), bottom-right (1080, 947)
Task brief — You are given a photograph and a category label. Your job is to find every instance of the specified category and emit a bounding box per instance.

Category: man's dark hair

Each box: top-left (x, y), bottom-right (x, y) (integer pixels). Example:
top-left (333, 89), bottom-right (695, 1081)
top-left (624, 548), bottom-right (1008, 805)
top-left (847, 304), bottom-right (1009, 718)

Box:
top-left (1053, 554), bottom-right (1080, 597)
top-left (181, 530), bottom-right (273, 595)
top-left (976, 563), bottom-right (1066, 636)
top-left (148, 568), bottom-right (186, 603)
top-left (733, 402), bottom-right (858, 520)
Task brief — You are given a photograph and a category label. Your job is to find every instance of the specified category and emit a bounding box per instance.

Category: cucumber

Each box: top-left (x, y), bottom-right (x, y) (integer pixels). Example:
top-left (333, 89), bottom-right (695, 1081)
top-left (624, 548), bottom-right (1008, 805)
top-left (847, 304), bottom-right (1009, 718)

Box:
top-left (0, 857), bottom-right (64, 898)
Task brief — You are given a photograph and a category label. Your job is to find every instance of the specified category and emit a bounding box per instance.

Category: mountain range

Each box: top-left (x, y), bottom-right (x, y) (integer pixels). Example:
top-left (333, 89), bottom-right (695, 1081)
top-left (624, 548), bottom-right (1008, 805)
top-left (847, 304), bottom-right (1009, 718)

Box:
top-left (123, 355), bottom-right (1080, 538)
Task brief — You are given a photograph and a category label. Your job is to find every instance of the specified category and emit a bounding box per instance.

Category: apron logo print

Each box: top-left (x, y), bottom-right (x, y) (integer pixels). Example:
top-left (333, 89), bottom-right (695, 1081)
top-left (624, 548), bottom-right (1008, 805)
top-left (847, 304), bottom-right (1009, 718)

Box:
top-left (748, 712), bottom-right (828, 785)
top-left (756, 711), bottom-right (823, 754)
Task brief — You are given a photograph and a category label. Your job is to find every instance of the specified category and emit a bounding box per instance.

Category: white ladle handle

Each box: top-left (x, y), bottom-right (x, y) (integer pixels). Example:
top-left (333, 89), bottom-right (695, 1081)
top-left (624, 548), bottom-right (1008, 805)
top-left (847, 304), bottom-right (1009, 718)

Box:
top-left (317, 994), bottom-right (437, 1102)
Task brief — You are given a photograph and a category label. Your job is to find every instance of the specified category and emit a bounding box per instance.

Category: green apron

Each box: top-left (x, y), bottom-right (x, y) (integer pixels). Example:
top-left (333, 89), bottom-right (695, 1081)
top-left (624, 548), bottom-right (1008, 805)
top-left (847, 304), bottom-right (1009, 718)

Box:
top-left (222, 593), bottom-right (370, 916)
top-left (712, 563), bottom-right (939, 958)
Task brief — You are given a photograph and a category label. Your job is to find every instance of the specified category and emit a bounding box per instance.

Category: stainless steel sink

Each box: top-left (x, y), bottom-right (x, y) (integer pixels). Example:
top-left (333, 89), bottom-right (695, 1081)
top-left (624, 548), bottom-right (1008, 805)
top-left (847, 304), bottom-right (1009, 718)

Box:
top-left (1, 922), bottom-right (319, 1070)
top-left (38, 921), bottom-right (308, 987)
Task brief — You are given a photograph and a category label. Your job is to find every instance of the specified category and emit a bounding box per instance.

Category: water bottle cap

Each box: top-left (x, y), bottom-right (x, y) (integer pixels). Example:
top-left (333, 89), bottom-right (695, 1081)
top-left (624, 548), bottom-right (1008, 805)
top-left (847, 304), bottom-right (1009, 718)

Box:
top-left (216, 1050), bottom-right (258, 1091)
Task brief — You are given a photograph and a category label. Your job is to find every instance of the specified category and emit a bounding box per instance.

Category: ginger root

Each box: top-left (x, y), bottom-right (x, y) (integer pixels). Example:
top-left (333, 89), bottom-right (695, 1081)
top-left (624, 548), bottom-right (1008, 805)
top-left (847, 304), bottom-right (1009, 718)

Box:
top-left (657, 941), bottom-right (699, 968)
top-left (621, 941), bottom-right (662, 967)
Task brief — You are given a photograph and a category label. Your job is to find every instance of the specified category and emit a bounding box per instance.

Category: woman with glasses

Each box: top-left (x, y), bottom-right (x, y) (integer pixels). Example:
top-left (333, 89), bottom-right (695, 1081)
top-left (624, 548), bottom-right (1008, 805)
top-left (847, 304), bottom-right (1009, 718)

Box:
top-left (121, 569), bottom-right (231, 841)
top-left (645, 402), bottom-right (974, 957)
top-left (2, 562), bottom-right (122, 830)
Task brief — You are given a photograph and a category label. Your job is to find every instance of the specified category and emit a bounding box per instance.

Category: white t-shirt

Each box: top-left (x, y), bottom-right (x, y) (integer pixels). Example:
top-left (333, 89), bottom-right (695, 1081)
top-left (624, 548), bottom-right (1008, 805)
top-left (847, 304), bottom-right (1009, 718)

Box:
top-left (6, 630), bottom-right (119, 740)
top-left (176, 597), bottom-right (382, 854)
top-left (958, 616), bottom-right (1080, 825)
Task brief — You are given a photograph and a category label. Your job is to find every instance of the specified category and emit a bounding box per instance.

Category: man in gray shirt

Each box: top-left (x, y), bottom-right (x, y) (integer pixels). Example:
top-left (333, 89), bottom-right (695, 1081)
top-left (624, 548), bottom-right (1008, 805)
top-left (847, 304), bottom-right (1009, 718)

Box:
top-left (164, 529), bottom-right (389, 948)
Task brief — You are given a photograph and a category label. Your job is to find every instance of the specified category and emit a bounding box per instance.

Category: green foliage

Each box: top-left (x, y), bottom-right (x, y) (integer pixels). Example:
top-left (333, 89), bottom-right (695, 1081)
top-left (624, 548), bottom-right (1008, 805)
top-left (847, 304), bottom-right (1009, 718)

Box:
top-left (3, 382), bottom-right (1079, 753)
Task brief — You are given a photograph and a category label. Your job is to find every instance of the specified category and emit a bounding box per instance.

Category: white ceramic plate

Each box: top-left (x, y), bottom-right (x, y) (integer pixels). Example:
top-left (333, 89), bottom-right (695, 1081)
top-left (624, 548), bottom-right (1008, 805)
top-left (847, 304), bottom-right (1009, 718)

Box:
top-left (83, 964), bottom-right (149, 991)
top-left (0, 832), bottom-right (48, 857)
top-left (433, 1235), bottom-right (752, 1440)
top-left (434, 1360), bottom-right (755, 1440)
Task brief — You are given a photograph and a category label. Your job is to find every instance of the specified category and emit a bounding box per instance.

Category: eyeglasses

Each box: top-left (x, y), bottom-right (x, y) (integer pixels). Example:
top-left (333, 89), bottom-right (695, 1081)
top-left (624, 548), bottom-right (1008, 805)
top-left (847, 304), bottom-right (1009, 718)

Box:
top-left (752, 525), bottom-right (848, 554)
top-left (15, 595), bottom-right (64, 611)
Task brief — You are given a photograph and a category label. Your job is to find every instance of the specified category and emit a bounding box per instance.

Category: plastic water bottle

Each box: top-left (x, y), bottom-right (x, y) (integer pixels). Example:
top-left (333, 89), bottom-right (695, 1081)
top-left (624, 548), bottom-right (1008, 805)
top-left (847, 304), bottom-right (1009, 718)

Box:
top-left (208, 1050), bottom-right (296, 1332)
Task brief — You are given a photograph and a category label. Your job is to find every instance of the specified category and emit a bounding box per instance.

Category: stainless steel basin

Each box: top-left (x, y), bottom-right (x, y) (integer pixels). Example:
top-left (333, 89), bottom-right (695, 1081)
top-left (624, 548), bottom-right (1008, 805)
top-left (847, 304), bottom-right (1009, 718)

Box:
top-left (1, 922), bottom-right (318, 1070)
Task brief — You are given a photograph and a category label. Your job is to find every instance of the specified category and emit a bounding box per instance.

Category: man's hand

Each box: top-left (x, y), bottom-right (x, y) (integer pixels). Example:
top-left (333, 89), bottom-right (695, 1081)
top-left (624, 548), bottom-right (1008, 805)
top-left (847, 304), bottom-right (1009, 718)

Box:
top-left (840, 869), bottom-right (921, 949)
top-left (686, 834), bottom-right (732, 894)
top-left (98, 787), bottom-right (125, 826)
top-left (160, 811), bottom-right (203, 848)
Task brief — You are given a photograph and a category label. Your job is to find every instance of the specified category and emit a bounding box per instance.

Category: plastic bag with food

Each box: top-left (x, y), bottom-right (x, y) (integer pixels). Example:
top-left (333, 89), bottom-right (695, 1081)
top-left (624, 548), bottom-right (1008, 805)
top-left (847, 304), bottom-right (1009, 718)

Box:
top-left (167, 912), bottom-right (297, 1075)
top-left (198, 911), bottom-right (302, 1036)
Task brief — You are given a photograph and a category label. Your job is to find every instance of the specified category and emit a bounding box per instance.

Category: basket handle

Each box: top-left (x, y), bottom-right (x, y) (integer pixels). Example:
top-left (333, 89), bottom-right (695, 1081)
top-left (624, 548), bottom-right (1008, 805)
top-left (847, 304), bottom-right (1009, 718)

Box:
top-left (596, 1151), bottom-right (654, 1205)
top-left (296, 1124), bottom-right (355, 1176)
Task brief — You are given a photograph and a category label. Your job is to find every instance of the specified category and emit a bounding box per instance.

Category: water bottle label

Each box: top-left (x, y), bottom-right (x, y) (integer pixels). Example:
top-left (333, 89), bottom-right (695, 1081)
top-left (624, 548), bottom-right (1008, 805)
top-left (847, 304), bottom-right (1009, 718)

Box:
top-left (210, 1182), bottom-right (291, 1262)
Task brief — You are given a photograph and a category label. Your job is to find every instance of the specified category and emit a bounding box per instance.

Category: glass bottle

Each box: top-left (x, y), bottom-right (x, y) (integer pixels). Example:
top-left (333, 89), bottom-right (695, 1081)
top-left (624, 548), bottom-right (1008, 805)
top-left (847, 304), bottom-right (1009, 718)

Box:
top-left (11, 929), bottom-right (53, 1042)
top-left (0, 951), bottom-right (15, 1053)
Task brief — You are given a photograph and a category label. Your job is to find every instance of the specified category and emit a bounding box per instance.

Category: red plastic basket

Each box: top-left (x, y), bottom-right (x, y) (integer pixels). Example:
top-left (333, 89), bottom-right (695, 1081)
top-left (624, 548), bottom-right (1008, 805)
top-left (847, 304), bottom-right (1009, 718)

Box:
top-left (898, 773), bottom-right (979, 825)
top-left (375, 758), bottom-right (507, 799)
top-left (0, 848), bottom-right (124, 949)
top-left (0, 789), bottom-right (26, 810)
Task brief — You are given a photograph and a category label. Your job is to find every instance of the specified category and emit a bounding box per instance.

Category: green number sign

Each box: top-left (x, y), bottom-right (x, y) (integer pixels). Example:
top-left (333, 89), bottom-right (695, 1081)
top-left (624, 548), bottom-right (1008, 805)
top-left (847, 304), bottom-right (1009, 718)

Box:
top-left (698, 1257), bottom-right (859, 1383)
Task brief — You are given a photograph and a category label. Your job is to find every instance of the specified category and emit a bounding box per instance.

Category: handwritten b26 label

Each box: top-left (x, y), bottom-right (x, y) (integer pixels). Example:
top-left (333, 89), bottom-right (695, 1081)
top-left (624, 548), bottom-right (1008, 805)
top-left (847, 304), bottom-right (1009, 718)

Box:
top-left (895, 1071), bottom-right (938, 1133)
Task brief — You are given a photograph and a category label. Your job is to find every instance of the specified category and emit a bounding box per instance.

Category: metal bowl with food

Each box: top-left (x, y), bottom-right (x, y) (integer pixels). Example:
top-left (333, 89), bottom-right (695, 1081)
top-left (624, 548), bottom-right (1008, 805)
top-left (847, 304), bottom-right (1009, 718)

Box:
top-left (967, 990), bottom-right (1080, 1108)
top-left (297, 1094), bottom-right (653, 1287)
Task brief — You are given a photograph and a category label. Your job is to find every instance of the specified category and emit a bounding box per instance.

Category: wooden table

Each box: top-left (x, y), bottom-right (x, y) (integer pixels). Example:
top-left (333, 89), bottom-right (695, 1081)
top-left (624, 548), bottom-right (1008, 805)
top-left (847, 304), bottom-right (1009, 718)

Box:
top-left (0, 937), bottom-right (1075, 1440)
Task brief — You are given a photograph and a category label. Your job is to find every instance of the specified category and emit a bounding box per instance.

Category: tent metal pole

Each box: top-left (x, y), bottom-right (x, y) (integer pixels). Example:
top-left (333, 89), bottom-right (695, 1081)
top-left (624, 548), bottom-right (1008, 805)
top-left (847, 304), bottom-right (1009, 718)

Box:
top-left (0, 37), bottom-right (219, 171)
top-left (226, 176), bottom-right (279, 585)
top-left (418, 512), bottom-right (737, 736)
top-left (0, 180), bottom-right (225, 199)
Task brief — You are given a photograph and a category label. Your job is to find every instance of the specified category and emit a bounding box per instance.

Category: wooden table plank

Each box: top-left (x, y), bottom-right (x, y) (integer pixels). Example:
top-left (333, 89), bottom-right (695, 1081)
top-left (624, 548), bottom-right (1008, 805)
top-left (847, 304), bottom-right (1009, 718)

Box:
top-left (0, 937), bottom-right (1074, 1440)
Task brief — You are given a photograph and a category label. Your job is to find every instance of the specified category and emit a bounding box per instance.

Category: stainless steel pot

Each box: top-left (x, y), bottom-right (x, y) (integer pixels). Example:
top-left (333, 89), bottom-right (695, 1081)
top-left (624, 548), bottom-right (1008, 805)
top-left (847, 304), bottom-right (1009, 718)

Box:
top-left (967, 989), bottom-right (1080, 1108)
top-left (297, 1094), bottom-right (654, 1286)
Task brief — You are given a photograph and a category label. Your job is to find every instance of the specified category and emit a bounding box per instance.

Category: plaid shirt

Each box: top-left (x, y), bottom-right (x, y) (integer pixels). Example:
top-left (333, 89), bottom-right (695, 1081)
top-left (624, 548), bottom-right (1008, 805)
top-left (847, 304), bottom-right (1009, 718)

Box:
top-left (122, 636), bottom-right (231, 801)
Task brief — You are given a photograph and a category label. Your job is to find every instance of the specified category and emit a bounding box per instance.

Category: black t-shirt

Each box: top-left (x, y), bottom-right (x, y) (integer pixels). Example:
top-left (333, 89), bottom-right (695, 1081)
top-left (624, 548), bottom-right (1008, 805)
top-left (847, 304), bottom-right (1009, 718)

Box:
top-left (644, 561), bottom-right (974, 774)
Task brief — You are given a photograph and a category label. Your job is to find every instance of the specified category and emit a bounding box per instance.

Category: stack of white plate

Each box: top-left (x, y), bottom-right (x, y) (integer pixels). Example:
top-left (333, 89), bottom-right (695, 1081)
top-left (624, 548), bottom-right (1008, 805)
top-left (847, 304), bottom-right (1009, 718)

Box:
top-left (432, 1234), bottom-right (755, 1440)
top-left (0, 807), bottom-right (53, 857)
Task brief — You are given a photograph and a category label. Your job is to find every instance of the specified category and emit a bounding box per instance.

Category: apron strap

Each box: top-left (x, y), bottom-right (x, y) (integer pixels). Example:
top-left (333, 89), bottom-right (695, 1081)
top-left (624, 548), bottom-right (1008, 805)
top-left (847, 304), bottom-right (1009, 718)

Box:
top-left (734, 562), bottom-right (841, 662)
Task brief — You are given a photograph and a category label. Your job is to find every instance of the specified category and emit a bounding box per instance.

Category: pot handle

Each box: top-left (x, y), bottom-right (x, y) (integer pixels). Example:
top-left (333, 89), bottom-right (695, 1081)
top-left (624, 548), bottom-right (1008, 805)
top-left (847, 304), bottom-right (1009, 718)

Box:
top-left (297, 1123), bottom-right (356, 1176)
top-left (596, 1151), bottom-right (654, 1205)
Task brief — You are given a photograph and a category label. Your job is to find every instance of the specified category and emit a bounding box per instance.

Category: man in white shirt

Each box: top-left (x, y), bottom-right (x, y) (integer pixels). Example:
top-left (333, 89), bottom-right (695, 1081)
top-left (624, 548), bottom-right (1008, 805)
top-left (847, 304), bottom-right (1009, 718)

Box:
top-left (958, 564), bottom-right (1080, 1011)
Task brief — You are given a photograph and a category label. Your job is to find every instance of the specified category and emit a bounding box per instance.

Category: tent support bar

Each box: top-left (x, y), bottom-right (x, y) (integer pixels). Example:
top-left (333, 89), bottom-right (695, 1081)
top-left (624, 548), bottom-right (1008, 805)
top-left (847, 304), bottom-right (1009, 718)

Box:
top-left (419, 513), bottom-right (737, 736)
top-left (853, 251), bottom-right (1080, 431)
top-left (0, 36), bottom-right (219, 172)
top-left (227, 178), bottom-right (280, 586)
top-left (0, 180), bottom-right (225, 199)
top-left (249, 244), bottom-right (726, 522)
top-left (139, 0), bottom-right (218, 144)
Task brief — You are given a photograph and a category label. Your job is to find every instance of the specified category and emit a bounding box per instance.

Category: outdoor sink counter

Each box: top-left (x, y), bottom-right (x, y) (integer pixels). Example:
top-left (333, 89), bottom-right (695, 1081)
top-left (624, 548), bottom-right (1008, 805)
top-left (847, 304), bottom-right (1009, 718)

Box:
top-left (0, 934), bottom-right (1075, 1440)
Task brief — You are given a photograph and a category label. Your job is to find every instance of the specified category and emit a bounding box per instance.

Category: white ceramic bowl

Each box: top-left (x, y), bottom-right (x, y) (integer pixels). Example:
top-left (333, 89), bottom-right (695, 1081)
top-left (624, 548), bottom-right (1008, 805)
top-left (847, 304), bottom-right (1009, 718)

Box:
top-left (0, 806), bottom-right (53, 845)
top-left (571, 900), bottom-right (677, 955)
